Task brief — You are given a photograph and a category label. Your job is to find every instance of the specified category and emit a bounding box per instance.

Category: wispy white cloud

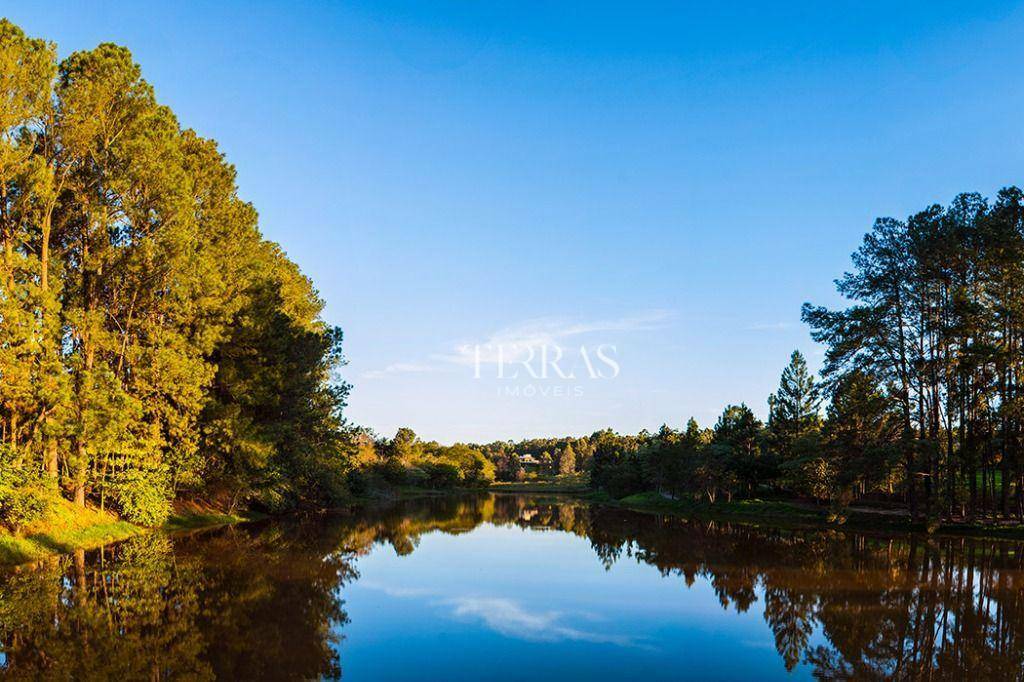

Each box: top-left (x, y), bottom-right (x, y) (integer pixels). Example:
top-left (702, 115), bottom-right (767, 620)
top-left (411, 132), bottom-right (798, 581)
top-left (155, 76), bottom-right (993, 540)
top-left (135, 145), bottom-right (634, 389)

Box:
top-left (438, 310), bottom-right (673, 367)
top-left (360, 362), bottom-right (439, 380)
top-left (357, 581), bottom-right (437, 598)
top-left (359, 310), bottom-right (672, 379)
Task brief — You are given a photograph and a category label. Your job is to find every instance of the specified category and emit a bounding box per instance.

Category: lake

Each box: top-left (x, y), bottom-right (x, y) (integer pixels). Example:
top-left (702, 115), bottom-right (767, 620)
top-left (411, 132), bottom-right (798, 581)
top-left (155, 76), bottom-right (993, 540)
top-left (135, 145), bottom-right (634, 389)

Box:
top-left (1, 494), bottom-right (1022, 680)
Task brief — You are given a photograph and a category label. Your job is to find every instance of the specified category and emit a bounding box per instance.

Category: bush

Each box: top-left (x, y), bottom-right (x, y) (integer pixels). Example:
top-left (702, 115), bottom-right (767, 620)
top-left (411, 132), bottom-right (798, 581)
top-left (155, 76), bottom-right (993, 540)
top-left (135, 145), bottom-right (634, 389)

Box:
top-left (345, 467), bottom-right (371, 496)
top-left (461, 451), bottom-right (496, 486)
top-left (252, 482), bottom-right (297, 514)
top-left (109, 466), bottom-right (172, 526)
top-left (403, 465), bottom-right (430, 488)
top-left (0, 459), bottom-right (51, 533)
top-left (379, 459), bottom-right (410, 484)
top-left (422, 462), bottom-right (461, 489)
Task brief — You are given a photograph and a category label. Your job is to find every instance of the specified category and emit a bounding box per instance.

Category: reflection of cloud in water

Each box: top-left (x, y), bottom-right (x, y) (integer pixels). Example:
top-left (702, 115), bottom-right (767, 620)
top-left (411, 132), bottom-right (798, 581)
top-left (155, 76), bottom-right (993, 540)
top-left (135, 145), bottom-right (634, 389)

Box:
top-left (358, 582), bottom-right (648, 649)
top-left (446, 596), bottom-right (650, 649)
top-left (357, 581), bottom-right (437, 598)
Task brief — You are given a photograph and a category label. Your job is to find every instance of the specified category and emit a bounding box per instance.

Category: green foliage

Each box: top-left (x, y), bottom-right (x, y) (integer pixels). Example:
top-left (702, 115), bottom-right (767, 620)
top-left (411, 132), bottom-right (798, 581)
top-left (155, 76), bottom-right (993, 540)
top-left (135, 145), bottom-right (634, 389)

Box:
top-left (767, 350), bottom-right (821, 466)
top-left (108, 465), bottom-right (172, 526)
top-left (0, 458), bottom-right (49, 533)
top-left (475, 435), bottom-right (595, 481)
top-left (349, 429), bottom-right (496, 492)
top-left (421, 462), bottom-right (461, 488)
top-left (387, 427), bottom-right (421, 463)
top-left (558, 443), bottom-right (576, 475)
top-left (713, 404), bottom-right (773, 496)
top-left (803, 189), bottom-right (1024, 519)
top-left (589, 429), bottom-right (645, 498)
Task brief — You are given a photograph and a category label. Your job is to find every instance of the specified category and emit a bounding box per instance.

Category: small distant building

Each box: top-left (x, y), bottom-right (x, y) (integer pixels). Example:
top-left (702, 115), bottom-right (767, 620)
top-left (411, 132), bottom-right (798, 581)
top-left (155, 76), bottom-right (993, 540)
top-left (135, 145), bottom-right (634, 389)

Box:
top-left (518, 454), bottom-right (541, 470)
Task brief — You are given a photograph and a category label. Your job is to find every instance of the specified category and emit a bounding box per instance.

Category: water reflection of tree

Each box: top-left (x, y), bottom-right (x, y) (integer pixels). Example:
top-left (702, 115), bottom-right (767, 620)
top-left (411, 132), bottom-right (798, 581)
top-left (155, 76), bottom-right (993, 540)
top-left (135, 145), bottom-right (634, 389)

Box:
top-left (0, 521), bottom-right (357, 680)
top-left (579, 505), bottom-right (1024, 679)
top-left (4, 496), bottom-right (1024, 679)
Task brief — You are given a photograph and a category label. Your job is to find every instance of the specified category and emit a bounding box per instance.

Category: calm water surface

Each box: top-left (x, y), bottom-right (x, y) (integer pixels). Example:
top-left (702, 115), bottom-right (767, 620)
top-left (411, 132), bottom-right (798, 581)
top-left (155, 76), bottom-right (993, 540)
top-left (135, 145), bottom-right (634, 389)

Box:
top-left (1, 494), bottom-right (1023, 680)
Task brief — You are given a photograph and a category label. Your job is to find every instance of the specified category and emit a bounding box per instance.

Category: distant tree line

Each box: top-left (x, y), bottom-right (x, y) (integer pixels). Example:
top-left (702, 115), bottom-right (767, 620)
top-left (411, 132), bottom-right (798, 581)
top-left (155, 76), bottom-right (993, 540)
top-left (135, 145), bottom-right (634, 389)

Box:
top-left (581, 350), bottom-right (842, 503)
top-left (347, 427), bottom-right (495, 492)
top-left (0, 21), bottom-right (351, 527)
top-left (344, 427), bottom-right (589, 490)
top-left (473, 437), bottom-right (589, 481)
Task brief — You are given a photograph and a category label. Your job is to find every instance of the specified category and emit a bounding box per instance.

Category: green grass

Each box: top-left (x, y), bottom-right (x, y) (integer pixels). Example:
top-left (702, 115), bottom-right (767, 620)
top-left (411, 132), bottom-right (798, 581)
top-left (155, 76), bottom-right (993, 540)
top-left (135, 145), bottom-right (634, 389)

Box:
top-left (2, 496), bottom-right (148, 564)
top-left (490, 474), bottom-right (589, 493)
top-left (615, 492), bottom-right (823, 520)
top-left (0, 499), bottom-right (258, 566)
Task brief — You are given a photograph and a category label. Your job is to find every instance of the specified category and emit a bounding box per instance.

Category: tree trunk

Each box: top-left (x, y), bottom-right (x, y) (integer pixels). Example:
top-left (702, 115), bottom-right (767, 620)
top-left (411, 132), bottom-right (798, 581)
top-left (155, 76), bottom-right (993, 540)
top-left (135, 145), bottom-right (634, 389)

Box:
top-left (40, 210), bottom-right (54, 479)
top-left (44, 437), bottom-right (58, 478)
top-left (73, 440), bottom-right (86, 507)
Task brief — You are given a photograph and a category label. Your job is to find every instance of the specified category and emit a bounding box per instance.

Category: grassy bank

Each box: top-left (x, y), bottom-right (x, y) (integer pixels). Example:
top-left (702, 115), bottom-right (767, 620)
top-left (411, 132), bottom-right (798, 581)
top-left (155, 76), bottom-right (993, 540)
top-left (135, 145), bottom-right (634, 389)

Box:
top-left (0, 499), bottom-right (255, 567)
top-left (599, 490), bottom-right (1024, 540)
top-left (613, 492), bottom-right (826, 522)
top-left (0, 500), bottom-right (144, 565)
top-left (490, 475), bottom-right (589, 493)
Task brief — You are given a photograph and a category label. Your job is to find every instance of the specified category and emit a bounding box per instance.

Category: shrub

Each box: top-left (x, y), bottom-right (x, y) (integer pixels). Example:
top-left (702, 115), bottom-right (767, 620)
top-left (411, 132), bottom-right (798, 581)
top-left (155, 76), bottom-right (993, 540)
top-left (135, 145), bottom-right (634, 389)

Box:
top-left (379, 459), bottom-right (409, 484)
top-left (403, 465), bottom-right (430, 488)
top-left (422, 462), bottom-right (461, 489)
top-left (0, 455), bottom-right (51, 533)
top-left (109, 465), bottom-right (172, 526)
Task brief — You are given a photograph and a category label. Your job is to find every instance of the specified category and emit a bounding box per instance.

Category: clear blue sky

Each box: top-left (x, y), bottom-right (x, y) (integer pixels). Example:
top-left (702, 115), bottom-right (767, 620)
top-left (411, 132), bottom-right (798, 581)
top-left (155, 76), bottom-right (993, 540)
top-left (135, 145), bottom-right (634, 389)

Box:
top-left (10, 2), bottom-right (1024, 442)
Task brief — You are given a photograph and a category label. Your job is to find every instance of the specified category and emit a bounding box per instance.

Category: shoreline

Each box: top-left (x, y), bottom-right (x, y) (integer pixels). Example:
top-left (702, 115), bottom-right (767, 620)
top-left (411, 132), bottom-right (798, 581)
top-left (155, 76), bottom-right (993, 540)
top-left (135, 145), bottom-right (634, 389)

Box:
top-left (594, 490), bottom-right (1024, 541)
top-left (11, 484), bottom-right (1024, 568)
top-left (488, 481), bottom-right (589, 494)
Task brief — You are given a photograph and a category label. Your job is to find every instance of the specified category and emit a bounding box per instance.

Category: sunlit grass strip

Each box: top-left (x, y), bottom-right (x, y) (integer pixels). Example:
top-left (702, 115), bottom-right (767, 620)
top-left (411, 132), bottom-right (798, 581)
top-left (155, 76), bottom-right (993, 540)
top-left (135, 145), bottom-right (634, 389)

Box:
top-left (0, 521), bottom-right (144, 565)
top-left (0, 500), bottom-right (257, 566)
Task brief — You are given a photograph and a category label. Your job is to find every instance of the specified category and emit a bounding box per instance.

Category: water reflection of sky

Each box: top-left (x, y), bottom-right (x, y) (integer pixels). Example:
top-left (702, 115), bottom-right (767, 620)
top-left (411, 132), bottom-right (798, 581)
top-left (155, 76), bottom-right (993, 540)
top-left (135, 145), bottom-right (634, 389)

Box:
top-left (337, 523), bottom-right (820, 681)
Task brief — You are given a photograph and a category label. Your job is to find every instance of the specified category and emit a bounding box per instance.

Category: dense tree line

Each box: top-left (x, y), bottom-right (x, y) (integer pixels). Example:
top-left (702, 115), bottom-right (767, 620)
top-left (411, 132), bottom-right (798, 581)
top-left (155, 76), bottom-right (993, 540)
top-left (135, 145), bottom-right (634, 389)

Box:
top-left (571, 189), bottom-right (1024, 524)
top-left (581, 351), bottom-right (834, 502)
top-left (0, 21), bottom-right (351, 526)
top-left (347, 427), bottom-right (589, 488)
top-left (806, 188), bottom-right (1024, 521)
